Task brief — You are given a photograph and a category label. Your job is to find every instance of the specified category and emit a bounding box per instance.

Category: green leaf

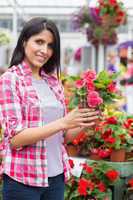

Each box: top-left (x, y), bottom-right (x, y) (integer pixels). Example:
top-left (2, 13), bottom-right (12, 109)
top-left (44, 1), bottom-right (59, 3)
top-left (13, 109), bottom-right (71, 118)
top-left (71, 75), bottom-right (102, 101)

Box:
top-left (114, 139), bottom-right (121, 149)
top-left (110, 72), bottom-right (120, 80)
top-left (77, 89), bottom-right (87, 96)
top-left (68, 96), bottom-right (79, 110)
top-left (127, 138), bottom-right (133, 145)
top-left (93, 82), bottom-right (106, 89)
top-left (100, 7), bottom-right (108, 15)
top-left (69, 189), bottom-right (80, 199)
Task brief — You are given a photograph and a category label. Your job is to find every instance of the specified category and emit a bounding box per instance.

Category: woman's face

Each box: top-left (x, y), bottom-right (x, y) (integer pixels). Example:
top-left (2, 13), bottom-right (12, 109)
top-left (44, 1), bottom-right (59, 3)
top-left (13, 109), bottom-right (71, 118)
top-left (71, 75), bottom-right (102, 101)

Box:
top-left (24, 29), bottom-right (54, 72)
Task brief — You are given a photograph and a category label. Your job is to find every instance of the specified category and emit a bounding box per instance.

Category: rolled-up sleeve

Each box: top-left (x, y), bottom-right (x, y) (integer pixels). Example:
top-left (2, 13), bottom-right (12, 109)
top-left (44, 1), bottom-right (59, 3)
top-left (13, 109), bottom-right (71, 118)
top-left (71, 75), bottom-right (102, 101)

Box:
top-left (0, 72), bottom-right (25, 141)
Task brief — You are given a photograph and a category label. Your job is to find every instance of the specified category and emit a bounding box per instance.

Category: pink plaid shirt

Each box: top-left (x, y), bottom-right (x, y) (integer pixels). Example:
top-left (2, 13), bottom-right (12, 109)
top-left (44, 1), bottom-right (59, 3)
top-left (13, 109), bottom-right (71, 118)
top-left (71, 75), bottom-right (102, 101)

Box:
top-left (0, 62), bottom-right (70, 187)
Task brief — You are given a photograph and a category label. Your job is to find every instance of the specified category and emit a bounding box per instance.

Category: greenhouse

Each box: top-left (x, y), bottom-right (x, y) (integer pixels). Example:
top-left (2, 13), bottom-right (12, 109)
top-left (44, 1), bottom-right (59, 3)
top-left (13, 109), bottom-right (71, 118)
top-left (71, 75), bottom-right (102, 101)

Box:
top-left (0, 0), bottom-right (133, 199)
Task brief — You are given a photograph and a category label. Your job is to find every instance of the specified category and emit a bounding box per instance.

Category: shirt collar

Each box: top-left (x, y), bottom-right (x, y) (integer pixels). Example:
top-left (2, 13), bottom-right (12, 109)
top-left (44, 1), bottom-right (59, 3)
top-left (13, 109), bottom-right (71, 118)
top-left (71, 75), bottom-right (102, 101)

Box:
top-left (21, 61), bottom-right (58, 80)
top-left (19, 61), bottom-right (59, 87)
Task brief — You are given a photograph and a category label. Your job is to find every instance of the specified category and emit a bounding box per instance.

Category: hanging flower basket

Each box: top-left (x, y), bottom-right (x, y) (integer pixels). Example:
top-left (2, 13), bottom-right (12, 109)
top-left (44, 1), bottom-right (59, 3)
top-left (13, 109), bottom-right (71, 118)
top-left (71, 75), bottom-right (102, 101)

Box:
top-left (72, 0), bottom-right (127, 46)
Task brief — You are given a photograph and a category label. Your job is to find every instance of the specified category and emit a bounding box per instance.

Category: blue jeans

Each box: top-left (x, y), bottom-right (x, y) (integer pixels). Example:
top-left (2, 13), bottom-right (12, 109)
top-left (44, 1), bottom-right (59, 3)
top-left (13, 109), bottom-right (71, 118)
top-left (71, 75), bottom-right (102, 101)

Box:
top-left (3, 173), bottom-right (65, 200)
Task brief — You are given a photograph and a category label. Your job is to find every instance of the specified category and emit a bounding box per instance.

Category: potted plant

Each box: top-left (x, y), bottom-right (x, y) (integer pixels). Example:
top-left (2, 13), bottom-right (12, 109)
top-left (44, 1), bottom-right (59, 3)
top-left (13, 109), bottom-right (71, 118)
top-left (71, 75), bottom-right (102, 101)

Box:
top-left (68, 70), bottom-right (120, 111)
top-left (65, 161), bottom-right (119, 200)
top-left (94, 114), bottom-right (133, 162)
top-left (65, 69), bottom-right (121, 157)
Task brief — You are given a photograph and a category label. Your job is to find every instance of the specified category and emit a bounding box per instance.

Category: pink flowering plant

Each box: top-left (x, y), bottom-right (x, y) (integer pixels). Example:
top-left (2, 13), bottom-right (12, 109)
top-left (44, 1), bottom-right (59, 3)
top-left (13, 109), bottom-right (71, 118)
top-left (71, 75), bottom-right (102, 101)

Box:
top-left (65, 70), bottom-right (121, 157)
top-left (68, 70), bottom-right (120, 111)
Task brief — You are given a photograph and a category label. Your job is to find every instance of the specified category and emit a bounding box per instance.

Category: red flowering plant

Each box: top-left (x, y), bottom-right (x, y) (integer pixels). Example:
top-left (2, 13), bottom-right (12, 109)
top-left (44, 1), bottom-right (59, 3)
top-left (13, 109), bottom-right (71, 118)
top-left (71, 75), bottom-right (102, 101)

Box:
top-left (92, 114), bottom-right (133, 159)
top-left (65, 161), bottom-right (119, 200)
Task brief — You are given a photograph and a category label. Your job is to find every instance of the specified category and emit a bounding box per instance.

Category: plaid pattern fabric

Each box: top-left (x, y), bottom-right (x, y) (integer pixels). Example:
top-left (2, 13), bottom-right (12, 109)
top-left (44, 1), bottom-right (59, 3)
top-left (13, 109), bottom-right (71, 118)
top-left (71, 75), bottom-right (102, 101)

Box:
top-left (0, 62), bottom-right (70, 186)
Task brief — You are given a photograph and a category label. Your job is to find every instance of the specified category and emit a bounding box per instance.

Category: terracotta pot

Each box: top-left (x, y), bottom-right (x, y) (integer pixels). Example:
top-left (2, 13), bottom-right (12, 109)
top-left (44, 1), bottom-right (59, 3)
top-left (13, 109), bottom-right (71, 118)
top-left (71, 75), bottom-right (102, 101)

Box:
top-left (89, 154), bottom-right (102, 161)
top-left (110, 149), bottom-right (126, 162)
top-left (66, 144), bottom-right (78, 157)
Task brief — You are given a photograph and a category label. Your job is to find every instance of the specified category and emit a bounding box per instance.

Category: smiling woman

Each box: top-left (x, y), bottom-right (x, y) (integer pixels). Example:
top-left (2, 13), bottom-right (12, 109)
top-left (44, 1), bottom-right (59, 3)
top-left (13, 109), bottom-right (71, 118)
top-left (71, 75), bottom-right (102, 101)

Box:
top-left (0, 17), bottom-right (99, 200)
top-left (23, 29), bottom-right (54, 79)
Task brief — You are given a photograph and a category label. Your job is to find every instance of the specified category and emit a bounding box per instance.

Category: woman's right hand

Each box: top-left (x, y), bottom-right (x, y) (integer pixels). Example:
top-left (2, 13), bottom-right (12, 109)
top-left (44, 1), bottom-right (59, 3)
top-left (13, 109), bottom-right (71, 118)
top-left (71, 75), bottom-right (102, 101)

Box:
top-left (61, 107), bottom-right (100, 130)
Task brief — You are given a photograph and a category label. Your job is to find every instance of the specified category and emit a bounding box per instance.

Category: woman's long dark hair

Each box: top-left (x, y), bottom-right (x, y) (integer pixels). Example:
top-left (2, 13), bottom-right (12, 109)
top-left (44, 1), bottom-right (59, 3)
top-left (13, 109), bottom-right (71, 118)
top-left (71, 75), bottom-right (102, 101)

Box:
top-left (9, 17), bottom-right (61, 78)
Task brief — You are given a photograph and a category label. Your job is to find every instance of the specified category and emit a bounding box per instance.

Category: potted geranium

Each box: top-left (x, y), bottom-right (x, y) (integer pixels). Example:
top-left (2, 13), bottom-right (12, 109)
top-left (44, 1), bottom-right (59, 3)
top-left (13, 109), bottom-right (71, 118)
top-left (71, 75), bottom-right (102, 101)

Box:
top-left (65, 161), bottom-right (119, 200)
top-left (93, 114), bottom-right (133, 162)
top-left (68, 69), bottom-right (120, 111)
top-left (65, 69), bottom-right (121, 157)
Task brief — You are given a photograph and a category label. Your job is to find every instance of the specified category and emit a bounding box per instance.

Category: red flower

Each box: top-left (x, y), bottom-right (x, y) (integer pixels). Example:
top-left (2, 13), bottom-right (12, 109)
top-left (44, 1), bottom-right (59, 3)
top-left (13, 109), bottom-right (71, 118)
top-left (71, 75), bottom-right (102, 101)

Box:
top-left (108, 0), bottom-right (117, 6)
top-left (107, 82), bottom-right (117, 93)
top-left (105, 170), bottom-right (119, 181)
top-left (124, 118), bottom-right (133, 128)
top-left (72, 132), bottom-right (87, 145)
top-left (118, 10), bottom-right (125, 17)
top-left (78, 178), bottom-right (89, 196)
top-left (98, 148), bottom-right (111, 158)
top-left (106, 116), bottom-right (117, 124)
top-left (128, 178), bottom-right (133, 188)
top-left (88, 180), bottom-right (95, 191)
top-left (65, 98), bottom-right (69, 106)
top-left (105, 137), bottom-right (116, 144)
top-left (69, 159), bottom-right (74, 168)
top-left (72, 138), bottom-right (79, 145)
top-left (95, 7), bottom-right (100, 15)
top-left (82, 163), bottom-right (93, 174)
top-left (101, 129), bottom-right (112, 139)
top-left (97, 181), bottom-right (106, 192)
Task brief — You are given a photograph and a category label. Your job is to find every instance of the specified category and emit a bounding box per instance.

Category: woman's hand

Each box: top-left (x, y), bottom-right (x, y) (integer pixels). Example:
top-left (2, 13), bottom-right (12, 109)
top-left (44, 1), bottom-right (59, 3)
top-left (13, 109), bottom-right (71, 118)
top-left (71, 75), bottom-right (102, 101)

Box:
top-left (61, 107), bottom-right (100, 130)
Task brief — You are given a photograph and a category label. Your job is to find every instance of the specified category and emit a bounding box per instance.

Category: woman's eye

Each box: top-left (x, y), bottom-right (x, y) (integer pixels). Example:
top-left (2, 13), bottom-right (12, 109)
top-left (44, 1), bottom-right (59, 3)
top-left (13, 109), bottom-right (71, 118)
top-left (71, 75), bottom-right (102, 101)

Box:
top-left (36, 40), bottom-right (43, 45)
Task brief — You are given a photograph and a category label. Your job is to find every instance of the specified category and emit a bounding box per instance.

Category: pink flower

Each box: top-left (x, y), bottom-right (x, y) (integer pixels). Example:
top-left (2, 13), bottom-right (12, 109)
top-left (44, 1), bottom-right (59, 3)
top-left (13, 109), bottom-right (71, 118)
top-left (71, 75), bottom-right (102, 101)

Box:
top-left (75, 79), bottom-right (85, 89)
top-left (86, 80), bottom-right (95, 91)
top-left (87, 91), bottom-right (103, 107)
top-left (88, 91), bottom-right (99, 98)
top-left (82, 70), bottom-right (96, 82)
